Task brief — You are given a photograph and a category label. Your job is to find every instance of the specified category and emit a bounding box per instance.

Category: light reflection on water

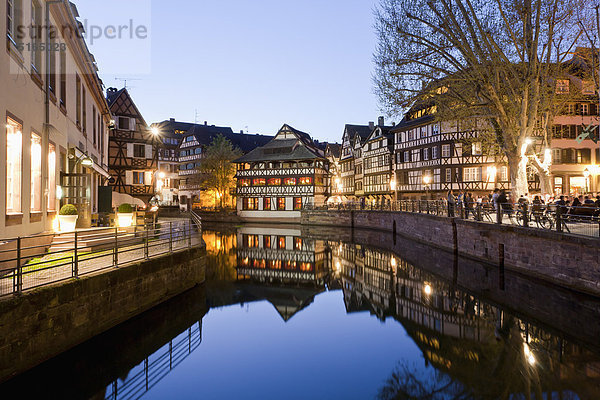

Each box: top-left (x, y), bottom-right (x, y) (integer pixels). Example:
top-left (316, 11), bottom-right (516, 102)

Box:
top-left (2, 224), bottom-right (599, 400)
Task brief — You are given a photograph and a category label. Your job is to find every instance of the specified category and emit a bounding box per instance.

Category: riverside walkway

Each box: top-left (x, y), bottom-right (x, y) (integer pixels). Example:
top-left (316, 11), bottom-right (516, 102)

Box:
top-left (0, 217), bottom-right (202, 297)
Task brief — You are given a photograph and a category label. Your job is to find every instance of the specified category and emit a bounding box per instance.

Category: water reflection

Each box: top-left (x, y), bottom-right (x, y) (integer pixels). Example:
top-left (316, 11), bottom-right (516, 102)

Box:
top-left (205, 224), bottom-right (600, 399)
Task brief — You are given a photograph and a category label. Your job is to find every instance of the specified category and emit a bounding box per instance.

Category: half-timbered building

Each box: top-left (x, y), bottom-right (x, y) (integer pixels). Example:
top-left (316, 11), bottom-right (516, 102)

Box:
top-left (107, 88), bottom-right (157, 206)
top-left (338, 123), bottom-right (373, 201)
top-left (392, 106), bottom-right (505, 199)
top-left (234, 124), bottom-right (329, 220)
top-left (362, 118), bottom-right (395, 204)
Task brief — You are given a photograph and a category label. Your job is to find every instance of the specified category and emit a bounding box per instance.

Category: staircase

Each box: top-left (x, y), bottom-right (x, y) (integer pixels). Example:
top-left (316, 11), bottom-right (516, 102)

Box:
top-left (49, 228), bottom-right (135, 253)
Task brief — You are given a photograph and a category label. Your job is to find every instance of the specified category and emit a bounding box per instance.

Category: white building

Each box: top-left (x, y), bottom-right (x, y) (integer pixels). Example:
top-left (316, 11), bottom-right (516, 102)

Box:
top-left (1, 0), bottom-right (111, 237)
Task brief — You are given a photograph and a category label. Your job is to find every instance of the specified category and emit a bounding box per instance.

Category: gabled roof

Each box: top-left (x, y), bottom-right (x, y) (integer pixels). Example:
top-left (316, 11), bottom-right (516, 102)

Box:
top-left (390, 114), bottom-right (435, 133)
top-left (234, 124), bottom-right (326, 163)
top-left (344, 124), bottom-right (373, 142)
top-left (325, 143), bottom-right (341, 158)
top-left (155, 119), bottom-right (273, 153)
top-left (364, 125), bottom-right (395, 144)
top-left (107, 87), bottom-right (149, 127)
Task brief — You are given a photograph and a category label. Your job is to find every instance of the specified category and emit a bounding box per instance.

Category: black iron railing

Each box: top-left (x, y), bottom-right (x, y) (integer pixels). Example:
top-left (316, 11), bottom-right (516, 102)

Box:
top-left (0, 218), bottom-right (202, 297)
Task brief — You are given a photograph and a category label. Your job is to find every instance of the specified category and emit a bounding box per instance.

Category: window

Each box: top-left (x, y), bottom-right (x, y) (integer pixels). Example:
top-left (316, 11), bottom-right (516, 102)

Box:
top-left (252, 178), bottom-right (265, 186)
top-left (185, 135), bottom-right (195, 142)
top-left (432, 124), bottom-right (440, 135)
top-left (268, 178), bottom-right (281, 185)
top-left (293, 197), bottom-right (302, 210)
top-left (82, 86), bottom-right (87, 133)
top-left (411, 149), bottom-right (421, 162)
top-left (6, 117), bottom-right (22, 213)
top-left (500, 166), bottom-right (508, 181)
top-left (263, 197), bottom-right (271, 210)
top-left (294, 237), bottom-right (302, 250)
top-left (30, 132), bottom-right (42, 212)
top-left (59, 51), bottom-right (67, 108)
top-left (76, 75), bottom-right (81, 126)
top-left (299, 177), bottom-right (312, 185)
top-left (454, 143), bottom-right (462, 156)
top-left (472, 142), bottom-right (482, 155)
top-left (278, 236), bottom-right (286, 249)
top-left (403, 151), bottom-right (410, 162)
top-left (442, 144), bottom-right (451, 158)
top-left (284, 178), bottom-right (296, 186)
top-left (422, 148), bottom-right (429, 161)
top-left (556, 79), bottom-right (569, 94)
top-left (263, 235), bottom-right (272, 248)
top-left (48, 143), bottom-right (56, 210)
top-left (30, 1), bottom-right (42, 73)
top-left (463, 167), bottom-right (481, 182)
top-left (277, 197), bottom-right (286, 210)
top-left (48, 37), bottom-right (56, 94)
top-left (92, 107), bottom-right (97, 146)
top-left (133, 144), bottom-right (145, 158)
top-left (445, 168), bottom-right (452, 183)
top-left (133, 171), bottom-right (145, 185)
top-left (552, 148), bottom-right (561, 163)
top-left (582, 81), bottom-right (595, 95)
top-left (7, 0), bottom-right (22, 44)
top-left (118, 116), bottom-right (130, 130)
top-left (581, 104), bottom-right (589, 115)
top-left (242, 198), bottom-right (259, 210)
top-left (432, 146), bottom-right (439, 159)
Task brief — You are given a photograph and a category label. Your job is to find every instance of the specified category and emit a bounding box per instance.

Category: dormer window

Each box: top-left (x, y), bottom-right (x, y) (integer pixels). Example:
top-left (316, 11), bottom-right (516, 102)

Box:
top-left (556, 79), bottom-right (569, 94)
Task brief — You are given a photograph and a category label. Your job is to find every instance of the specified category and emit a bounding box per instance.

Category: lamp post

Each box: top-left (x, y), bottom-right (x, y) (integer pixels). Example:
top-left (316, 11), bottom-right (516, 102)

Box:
top-left (390, 175), bottom-right (397, 202)
top-left (583, 168), bottom-right (590, 194)
top-left (150, 126), bottom-right (160, 202)
top-left (423, 175), bottom-right (432, 199)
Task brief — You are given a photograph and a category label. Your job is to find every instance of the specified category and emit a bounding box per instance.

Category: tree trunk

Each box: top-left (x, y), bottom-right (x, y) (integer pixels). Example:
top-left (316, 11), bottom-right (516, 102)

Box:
top-left (508, 155), bottom-right (529, 200)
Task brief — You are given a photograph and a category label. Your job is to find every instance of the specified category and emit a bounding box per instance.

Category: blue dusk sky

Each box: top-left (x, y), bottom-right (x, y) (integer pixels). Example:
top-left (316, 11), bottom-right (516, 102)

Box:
top-left (75, 0), bottom-right (387, 143)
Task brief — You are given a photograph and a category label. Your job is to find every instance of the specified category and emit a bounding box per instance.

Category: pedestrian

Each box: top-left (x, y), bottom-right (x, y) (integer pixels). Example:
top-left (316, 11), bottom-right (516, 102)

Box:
top-left (492, 188), bottom-right (499, 210)
top-left (464, 192), bottom-right (473, 219)
top-left (447, 190), bottom-right (455, 217)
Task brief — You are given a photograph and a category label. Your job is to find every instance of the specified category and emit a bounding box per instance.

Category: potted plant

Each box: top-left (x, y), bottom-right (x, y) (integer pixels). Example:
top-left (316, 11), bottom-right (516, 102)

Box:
top-left (117, 203), bottom-right (134, 227)
top-left (58, 204), bottom-right (78, 232)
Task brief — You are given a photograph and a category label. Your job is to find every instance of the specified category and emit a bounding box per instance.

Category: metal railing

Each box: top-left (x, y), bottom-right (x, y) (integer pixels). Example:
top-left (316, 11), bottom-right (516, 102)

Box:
top-left (0, 218), bottom-right (202, 297)
top-left (104, 321), bottom-right (202, 400)
top-left (305, 200), bottom-right (600, 239)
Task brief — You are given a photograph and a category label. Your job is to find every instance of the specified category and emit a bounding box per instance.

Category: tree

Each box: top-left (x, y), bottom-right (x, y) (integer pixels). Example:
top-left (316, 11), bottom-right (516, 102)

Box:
top-left (374, 0), bottom-right (595, 196)
top-left (198, 135), bottom-right (242, 209)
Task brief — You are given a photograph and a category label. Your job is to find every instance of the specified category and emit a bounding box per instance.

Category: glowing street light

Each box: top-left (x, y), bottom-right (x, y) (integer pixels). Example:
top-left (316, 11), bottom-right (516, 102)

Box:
top-left (423, 283), bottom-right (433, 296)
top-left (422, 175), bottom-right (431, 185)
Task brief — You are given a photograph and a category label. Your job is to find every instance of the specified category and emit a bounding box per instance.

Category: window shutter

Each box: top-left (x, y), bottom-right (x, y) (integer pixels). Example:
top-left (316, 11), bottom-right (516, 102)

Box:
top-left (145, 171), bottom-right (153, 185)
top-left (145, 144), bottom-right (153, 159)
top-left (127, 143), bottom-right (134, 158)
top-left (129, 117), bottom-right (136, 131)
top-left (125, 170), bottom-right (133, 184)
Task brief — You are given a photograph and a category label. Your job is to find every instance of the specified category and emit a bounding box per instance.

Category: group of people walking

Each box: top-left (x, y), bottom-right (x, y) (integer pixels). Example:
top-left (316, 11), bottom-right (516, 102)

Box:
top-left (446, 189), bottom-right (600, 218)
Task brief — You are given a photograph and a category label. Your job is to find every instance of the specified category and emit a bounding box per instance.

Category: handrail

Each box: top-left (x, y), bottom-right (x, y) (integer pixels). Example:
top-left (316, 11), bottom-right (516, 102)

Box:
top-left (0, 218), bottom-right (202, 297)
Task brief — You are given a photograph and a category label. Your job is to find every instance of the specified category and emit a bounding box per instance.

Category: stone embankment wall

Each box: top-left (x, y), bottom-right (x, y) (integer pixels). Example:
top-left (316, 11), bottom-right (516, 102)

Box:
top-left (301, 210), bottom-right (600, 295)
top-left (0, 245), bottom-right (206, 382)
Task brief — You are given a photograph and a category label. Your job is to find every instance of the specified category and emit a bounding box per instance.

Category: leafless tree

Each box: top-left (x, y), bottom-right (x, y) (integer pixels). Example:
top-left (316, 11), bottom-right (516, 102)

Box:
top-left (374, 0), bottom-right (595, 195)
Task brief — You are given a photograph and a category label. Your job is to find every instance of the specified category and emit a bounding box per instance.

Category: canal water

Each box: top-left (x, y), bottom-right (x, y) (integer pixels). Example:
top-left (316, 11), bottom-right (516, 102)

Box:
top-left (2, 223), bottom-right (600, 399)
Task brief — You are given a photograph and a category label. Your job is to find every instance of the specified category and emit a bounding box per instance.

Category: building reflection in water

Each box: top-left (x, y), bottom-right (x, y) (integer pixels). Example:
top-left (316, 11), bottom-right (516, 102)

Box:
top-left (204, 225), bottom-right (600, 399)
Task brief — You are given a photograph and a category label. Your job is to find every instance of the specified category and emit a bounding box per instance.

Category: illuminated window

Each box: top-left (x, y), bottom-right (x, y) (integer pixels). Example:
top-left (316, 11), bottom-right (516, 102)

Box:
top-left (500, 166), bottom-right (508, 181)
top-left (263, 235), bottom-right (272, 248)
top-left (278, 236), bottom-right (286, 249)
top-left (133, 171), bottom-right (145, 185)
top-left (471, 142), bottom-right (482, 155)
top-left (284, 177), bottom-right (296, 186)
top-left (238, 179), bottom-right (250, 187)
top-left (48, 143), bottom-right (56, 210)
top-left (293, 197), bottom-right (302, 210)
top-left (294, 237), bottom-right (302, 250)
top-left (463, 167), bottom-right (481, 182)
top-left (6, 117), bottom-right (22, 213)
top-left (263, 197), bottom-right (271, 210)
top-left (30, 132), bottom-right (42, 212)
top-left (252, 178), bottom-right (266, 186)
top-left (442, 144), bottom-right (451, 158)
top-left (268, 178), bottom-right (281, 185)
top-left (277, 197), bottom-right (285, 210)
top-left (298, 177), bottom-right (312, 185)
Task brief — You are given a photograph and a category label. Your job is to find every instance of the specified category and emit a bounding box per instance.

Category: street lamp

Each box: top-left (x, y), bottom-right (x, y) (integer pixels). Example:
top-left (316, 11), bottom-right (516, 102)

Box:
top-left (583, 168), bottom-right (590, 193)
top-left (423, 175), bottom-right (431, 199)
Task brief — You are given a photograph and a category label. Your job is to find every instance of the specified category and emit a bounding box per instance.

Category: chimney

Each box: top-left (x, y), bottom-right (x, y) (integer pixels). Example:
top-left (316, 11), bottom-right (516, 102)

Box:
top-left (106, 87), bottom-right (118, 96)
top-left (204, 121), bottom-right (207, 126)
top-left (169, 118), bottom-right (175, 122)
top-left (378, 116), bottom-right (385, 127)
top-left (368, 121), bottom-right (375, 130)
top-left (240, 130), bottom-right (244, 134)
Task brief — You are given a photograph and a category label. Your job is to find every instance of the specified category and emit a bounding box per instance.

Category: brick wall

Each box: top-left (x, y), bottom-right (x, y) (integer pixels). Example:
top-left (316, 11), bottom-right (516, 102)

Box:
top-left (0, 246), bottom-right (206, 382)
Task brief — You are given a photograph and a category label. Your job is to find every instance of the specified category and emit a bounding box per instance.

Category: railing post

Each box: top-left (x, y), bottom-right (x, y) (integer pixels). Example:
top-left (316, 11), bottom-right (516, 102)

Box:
top-left (169, 221), bottom-right (173, 253)
top-left (476, 203), bottom-right (482, 222)
top-left (496, 204), bottom-right (502, 224)
top-left (522, 203), bottom-right (529, 227)
top-left (188, 220), bottom-right (192, 248)
top-left (145, 223), bottom-right (149, 259)
top-left (73, 231), bottom-right (79, 278)
top-left (15, 237), bottom-right (22, 294)
top-left (113, 226), bottom-right (119, 266)
top-left (556, 206), bottom-right (563, 233)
